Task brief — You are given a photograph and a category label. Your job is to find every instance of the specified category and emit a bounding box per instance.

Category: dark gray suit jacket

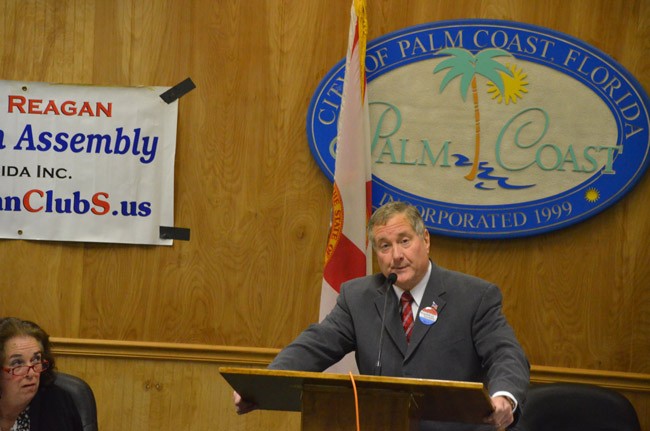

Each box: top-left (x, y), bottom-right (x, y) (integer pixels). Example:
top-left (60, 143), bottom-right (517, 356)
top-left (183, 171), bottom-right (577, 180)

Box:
top-left (269, 262), bottom-right (530, 427)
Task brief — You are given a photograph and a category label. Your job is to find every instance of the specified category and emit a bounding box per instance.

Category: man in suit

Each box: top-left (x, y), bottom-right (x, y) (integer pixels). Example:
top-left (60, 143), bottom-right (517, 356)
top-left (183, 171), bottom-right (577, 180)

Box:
top-left (235, 201), bottom-right (530, 430)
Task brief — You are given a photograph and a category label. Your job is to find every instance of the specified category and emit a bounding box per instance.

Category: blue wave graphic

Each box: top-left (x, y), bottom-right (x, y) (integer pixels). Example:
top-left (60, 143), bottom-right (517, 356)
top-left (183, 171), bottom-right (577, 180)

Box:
top-left (453, 154), bottom-right (535, 190)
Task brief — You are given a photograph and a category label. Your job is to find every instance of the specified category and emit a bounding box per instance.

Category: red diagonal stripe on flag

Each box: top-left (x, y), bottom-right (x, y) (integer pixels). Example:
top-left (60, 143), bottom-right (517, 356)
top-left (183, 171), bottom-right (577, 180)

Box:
top-left (323, 234), bottom-right (367, 294)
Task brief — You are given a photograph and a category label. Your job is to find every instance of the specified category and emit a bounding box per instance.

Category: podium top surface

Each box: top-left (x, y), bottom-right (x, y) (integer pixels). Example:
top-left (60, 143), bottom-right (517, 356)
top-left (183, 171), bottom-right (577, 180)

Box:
top-left (220, 366), bottom-right (493, 424)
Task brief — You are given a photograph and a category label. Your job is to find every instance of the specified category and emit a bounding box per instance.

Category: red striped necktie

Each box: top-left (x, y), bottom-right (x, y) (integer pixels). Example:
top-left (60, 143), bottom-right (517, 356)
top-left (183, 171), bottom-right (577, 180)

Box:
top-left (400, 291), bottom-right (414, 342)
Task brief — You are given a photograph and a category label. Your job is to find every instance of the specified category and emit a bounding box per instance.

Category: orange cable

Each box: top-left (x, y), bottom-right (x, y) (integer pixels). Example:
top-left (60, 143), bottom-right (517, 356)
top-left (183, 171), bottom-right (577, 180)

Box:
top-left (348, 371), bottom-right (361, 431)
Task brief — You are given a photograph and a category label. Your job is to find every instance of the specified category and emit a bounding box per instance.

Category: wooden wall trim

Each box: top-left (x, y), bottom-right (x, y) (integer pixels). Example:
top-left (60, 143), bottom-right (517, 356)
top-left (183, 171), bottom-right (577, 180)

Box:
top-left (50, 337), bottom-right (277, 365)
top-left (51, 338), bottom-right (650, 392)
top-left (530, 365), bottom-right (650, 393)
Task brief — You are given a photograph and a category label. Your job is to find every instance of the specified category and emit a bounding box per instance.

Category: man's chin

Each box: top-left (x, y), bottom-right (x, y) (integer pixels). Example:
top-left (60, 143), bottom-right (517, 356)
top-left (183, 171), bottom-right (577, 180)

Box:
top-left (394, 273), bottom-right (415, 288)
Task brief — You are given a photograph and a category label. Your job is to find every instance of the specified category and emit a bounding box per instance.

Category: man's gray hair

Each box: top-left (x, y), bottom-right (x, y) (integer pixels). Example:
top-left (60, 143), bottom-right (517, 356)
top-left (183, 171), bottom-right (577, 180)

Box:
top-left (367, 201), bottom-right (426, 249)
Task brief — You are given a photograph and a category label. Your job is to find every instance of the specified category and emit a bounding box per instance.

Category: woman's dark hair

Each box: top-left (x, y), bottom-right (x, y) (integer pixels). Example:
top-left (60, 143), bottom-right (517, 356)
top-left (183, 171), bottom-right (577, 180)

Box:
top-left (0, 317), bottom-right (56, 386)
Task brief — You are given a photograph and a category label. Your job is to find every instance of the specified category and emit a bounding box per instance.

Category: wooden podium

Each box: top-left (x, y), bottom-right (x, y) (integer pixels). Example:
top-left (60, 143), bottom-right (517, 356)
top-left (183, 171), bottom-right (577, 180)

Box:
top-left (220, 366), bottom-right (493, 431)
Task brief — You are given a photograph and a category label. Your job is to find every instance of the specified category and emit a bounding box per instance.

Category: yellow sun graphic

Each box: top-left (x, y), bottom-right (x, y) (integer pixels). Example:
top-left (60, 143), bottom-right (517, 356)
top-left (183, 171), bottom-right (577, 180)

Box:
top-left (585, 188), bottom-right (600, 203)
top-left (487, 63), bottom-right (529, 105)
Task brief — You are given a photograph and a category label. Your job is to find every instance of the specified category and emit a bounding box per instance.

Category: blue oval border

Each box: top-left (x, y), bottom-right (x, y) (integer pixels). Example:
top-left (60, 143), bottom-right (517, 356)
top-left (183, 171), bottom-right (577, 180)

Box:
top-left (307, 19), bottom-right (650, 239)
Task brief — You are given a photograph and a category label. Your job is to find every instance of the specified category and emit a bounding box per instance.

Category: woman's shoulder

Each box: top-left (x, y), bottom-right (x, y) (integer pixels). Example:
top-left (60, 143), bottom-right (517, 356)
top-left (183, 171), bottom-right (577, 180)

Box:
top-left (37, 380), bottom-right (74, 401)
top-left (30, 381), bottom-right (83, 431)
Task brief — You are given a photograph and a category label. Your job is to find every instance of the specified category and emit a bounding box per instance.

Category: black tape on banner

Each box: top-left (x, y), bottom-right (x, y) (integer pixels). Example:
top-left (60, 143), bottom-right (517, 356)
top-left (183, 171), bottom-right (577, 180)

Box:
top-left (159, 226), bottom-right (191, 241)
top-left (159, 78), bottom-right (196, 104)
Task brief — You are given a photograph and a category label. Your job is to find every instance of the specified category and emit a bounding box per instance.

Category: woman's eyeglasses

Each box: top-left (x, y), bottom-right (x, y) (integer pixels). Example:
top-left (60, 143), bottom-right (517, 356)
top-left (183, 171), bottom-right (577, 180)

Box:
top-left (2, 360), bottom-right (50, 376)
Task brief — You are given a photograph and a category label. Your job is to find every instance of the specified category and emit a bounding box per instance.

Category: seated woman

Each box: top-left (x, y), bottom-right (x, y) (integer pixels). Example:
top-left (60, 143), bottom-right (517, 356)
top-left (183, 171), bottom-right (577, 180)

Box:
top-left (0, 317), bottom-right (82, 431)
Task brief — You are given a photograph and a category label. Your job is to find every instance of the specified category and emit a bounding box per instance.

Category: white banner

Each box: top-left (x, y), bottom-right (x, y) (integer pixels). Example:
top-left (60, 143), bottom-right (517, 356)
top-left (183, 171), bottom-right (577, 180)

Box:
top-left (0, 80), bottom-right (178, 245)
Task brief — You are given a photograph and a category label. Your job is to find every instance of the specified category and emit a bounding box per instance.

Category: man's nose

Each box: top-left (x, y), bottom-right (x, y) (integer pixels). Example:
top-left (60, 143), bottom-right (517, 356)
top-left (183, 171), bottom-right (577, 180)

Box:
top-left (390, 245), bottom-right (403, 260)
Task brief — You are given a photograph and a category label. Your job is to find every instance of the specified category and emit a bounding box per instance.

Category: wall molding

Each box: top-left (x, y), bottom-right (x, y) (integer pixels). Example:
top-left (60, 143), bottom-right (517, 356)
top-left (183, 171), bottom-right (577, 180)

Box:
top-left (530, 365), bottom-right (650, 393)
top-left (51, 337), bottom-right (277, 365)
top-left (51, 338), bottom-right (650, 392)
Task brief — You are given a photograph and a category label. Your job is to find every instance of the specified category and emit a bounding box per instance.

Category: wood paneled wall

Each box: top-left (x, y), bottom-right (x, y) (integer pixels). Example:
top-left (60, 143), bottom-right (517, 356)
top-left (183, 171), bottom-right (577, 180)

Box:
top-left (51, 338), bottom-right (650, 430)
top-left (1, 0), bottom-right (649, 426)
top-left (52, 340), bottom-right (302, 430)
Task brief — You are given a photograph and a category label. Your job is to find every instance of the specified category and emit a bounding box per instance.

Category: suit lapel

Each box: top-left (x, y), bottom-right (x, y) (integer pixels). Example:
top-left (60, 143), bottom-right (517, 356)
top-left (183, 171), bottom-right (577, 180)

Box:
top-left (405, 263), bottom-right (447, 360)
top-left (374, 284), bottom-right (409, 356)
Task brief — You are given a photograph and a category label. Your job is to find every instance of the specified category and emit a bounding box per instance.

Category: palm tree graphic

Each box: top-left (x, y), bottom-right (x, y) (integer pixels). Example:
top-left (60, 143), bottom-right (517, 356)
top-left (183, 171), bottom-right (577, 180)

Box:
top-left (434, 48), bottom-right (513, 180)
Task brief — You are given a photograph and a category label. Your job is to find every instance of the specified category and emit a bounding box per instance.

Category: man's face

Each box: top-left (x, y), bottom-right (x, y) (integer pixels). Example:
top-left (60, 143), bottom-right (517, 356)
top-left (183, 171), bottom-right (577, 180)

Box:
top-left (372, 213), bottom-right (430, 291)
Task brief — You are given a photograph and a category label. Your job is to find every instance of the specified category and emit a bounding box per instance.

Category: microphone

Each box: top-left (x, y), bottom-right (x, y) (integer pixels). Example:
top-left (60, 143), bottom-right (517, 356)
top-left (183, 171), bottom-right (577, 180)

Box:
top-left (375, 272), bottom-right (397, 375)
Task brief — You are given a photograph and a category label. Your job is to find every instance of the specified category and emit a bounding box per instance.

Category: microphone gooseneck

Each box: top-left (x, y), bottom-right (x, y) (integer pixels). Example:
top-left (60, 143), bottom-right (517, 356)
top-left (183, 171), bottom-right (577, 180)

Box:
top-left (375, 273), bottom-right (398, 375)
